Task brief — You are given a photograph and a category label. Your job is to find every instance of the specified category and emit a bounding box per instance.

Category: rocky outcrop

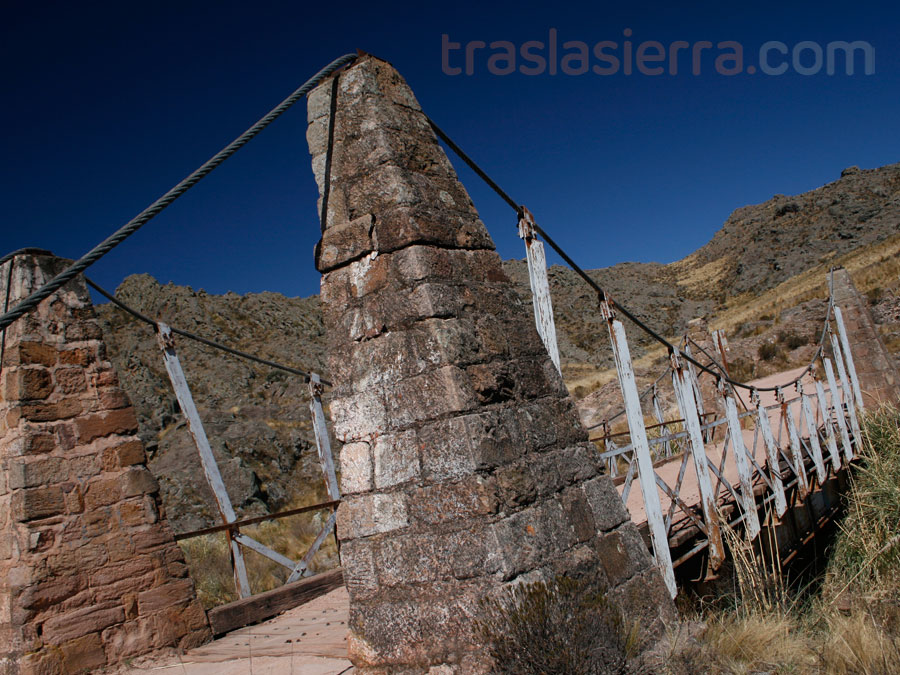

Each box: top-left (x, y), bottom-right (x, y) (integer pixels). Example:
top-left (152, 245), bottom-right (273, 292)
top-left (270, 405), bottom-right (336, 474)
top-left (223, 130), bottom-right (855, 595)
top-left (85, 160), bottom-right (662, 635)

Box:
top-left (95, 275), bottom-right (332, 533)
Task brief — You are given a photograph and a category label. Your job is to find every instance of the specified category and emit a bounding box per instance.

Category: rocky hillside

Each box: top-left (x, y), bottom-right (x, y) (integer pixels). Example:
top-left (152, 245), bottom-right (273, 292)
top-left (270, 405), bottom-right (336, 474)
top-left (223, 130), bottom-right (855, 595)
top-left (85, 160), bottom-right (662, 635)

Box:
top-left (96, 162), bottom-right (900, 529)
top-left (96, 275), bottom-right (330, 532)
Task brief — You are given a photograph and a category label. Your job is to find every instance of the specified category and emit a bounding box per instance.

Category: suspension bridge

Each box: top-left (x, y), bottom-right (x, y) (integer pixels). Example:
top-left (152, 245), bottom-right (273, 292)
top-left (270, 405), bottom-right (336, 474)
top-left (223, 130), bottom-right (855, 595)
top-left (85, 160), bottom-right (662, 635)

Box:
top-left (1, 52), bottom-right (896, 674)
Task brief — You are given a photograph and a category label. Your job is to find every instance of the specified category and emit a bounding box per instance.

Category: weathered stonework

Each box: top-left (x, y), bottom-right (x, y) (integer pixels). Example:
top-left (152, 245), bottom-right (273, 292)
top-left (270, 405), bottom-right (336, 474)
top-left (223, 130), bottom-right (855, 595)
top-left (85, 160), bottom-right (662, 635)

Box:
top-left (0, 252), bottom-right (210, 674)
top-left (308, 55), bottom-right (675, 673)
top-left (832, 267), bottom-right (900, 405)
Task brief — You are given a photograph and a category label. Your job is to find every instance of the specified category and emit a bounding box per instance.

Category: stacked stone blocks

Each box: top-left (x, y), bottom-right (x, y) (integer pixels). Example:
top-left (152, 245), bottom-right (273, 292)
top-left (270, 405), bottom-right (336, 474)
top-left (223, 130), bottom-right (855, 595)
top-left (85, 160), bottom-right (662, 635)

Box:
top-left (832, 268), bottom-right (900, 405)
top-left (308, 56), bottom-right (675, 673)
top-left (0, 253), bottom-right (210, 674)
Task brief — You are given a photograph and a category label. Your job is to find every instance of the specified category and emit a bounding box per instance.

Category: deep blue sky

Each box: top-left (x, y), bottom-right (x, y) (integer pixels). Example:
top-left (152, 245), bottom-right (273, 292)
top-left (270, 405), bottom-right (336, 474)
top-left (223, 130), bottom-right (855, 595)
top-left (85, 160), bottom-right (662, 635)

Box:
top-left (2, 1), bottom-right (898, 301)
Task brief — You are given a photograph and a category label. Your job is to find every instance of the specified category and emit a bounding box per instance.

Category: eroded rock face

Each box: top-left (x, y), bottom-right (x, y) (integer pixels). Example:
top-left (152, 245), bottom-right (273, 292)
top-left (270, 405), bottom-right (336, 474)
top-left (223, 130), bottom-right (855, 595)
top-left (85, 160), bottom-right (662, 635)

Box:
top-left (0, 253), bottom-right (210, 673)
top-left (308, 55), bottom-right (675, 673)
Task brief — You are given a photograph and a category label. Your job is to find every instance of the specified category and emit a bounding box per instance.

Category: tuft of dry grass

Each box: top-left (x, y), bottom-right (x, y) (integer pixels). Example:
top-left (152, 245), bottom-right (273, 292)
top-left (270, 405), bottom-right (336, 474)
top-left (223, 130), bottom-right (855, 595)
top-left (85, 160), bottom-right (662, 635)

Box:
top-left (661, 404), bottom-right (900, 674)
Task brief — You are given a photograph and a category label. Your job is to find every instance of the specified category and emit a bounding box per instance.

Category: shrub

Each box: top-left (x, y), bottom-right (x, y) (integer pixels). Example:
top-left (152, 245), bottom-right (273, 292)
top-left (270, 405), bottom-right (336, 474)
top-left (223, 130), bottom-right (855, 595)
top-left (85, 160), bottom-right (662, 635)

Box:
top-left (776, 331), bottom-right (807, 350)
top-left (479, 575), bottom-right (638, 674)
top-left (758, 342), bottom-right (779, 361)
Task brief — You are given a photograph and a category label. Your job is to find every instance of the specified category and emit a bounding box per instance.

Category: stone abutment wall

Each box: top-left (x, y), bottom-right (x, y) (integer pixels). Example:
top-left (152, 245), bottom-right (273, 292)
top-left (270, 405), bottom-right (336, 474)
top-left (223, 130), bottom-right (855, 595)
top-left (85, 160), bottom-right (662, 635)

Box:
top-left (0, 252), bottom-right (210, 674)
top-left (832, 267), bottom-right (900, 405)
top-left (308, 55), bottom-right (675, 673)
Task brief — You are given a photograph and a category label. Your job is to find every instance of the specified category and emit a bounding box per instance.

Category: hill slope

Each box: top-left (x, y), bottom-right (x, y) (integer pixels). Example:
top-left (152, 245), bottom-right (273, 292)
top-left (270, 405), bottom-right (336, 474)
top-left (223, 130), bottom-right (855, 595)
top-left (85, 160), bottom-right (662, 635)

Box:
top-left (96, 162), bottom-right (900, 528)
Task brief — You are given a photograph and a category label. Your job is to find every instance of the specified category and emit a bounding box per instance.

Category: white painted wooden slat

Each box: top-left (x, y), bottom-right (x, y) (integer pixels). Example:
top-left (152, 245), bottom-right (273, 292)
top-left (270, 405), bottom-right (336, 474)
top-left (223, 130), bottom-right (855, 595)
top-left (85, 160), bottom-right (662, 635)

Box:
top-left (824, 358), bottom-right (854, 464)
top-left (229, 539), bottom-right (251, 598)
top-left (234, 533), bottom-right (298, 571)
top-left (723, 388), bottom-right (760, 540)
top-left (833, 306), bottom-right (865, 412)
top-left (605, 311), bottom-right (676, 598)
top-left (830, 333), bottom-right (862, 452)
top-left (519, 214), bottom-right (561, 375)
top-left (683, 343), bottom-right (709, 442)
top-left (651, 386), bottom-right (672, 458)
top-left (799, 388), bottom-right (826, 484)
top-left (156, 323), bottom-right (251, 598)
top-left (815, 379), bottom-right (842, 472)
top-left (309, 373), bottom-right (340, 502)
top-left (671, 353), bottom-right (724, 570)
top-left (783, 400), bottom-right (809, 497)
top-left (755, 395), bottom-right (787, 517)
top-left (286, 511), bottom-right (338, 584)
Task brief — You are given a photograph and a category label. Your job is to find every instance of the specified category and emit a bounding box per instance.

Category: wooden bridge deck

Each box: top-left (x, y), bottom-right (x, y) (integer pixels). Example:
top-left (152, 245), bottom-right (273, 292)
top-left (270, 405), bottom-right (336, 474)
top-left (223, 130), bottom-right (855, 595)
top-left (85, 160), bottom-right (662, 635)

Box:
top-left (621, 367), bottom-right (817, 529)
top-left (124, 587), bottom-right (353, 674)
top-left (126, 364), bottom-right (847, 672)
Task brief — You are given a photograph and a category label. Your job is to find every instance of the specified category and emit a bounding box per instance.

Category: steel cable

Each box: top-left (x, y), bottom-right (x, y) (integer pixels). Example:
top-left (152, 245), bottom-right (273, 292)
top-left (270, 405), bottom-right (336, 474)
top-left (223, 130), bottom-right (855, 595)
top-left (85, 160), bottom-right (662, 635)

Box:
top-left (425, 112), bottom-right (837, 393)
top-left (0, 53), bottom-right (358, 332)
top-left (86, 278), bottom-right (329, 385)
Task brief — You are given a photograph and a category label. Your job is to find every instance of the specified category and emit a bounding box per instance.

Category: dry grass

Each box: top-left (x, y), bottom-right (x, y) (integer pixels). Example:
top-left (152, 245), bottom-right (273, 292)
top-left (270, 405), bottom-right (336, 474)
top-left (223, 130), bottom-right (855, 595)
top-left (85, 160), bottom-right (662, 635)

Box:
top-left (178, 504), bottom-right (339, 609)
top-left (662, 405), bottom-right (900, 674)
top-left (712, 233), bottom-right (900, 335)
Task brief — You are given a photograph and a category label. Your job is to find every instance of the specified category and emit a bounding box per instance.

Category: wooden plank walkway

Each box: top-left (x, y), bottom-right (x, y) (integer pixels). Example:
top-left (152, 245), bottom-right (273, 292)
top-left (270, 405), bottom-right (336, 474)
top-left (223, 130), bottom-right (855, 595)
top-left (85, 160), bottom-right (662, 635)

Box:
top-left (123, 587), bottom-right (353, 674)
top-left (621, 367), bottom-right (818, 529)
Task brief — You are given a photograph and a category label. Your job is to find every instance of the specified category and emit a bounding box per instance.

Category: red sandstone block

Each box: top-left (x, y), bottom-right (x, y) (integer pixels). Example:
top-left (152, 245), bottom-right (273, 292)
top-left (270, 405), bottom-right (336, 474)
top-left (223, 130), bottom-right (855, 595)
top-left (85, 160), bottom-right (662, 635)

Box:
top-left (60, 633), bottom-right (106, 672)
top-left (137, 578), bottom-right (196, 614)
top-left (122, 592), bottom-right (138, 619)
top-left (18, 650), bottom-right (62, 675)
top-left (106, 534), bottom-right (135, 563)
top-left (26, 433), bottom-right (57, 455)
top-left (98, 388), bottom-right (130, 410)
top-left (120, 467), bottom-right (159, 498)
top-left (117, 497), bottom-right (158, 527)
top-left (18, 574), bottom-right (85, 611)
top-left (5, 342), bottom-right (57, 367)
top-left (8, 457), bottom-right (68, 489)
top-left (54, 367), bottom-right (87, 395)
top-left (12, 486), bottom-right (66, 521)
top-left (58, 347), bottom-right (93, 367)
top-left (181, 600), bottom-right (209, 631)
top-left (4, 368), bottom-right (53, 400)
top-left (102, 440), bottom-right (146, 471)
top-left (76, 408), bottom-right (138, 444)
top-left (63, 484), bottom-right (84, 515)
top-left (100, 616), bottom-right (160, 659)
top-left (91, 571), bottom-right (159, 607)
top-left (93, 369), bottom-right (118, 387)
top-left (16, 398), bottom-right (83, 423)
top-left (42, 605), bottom-right (124, 645)
top-left (84, 478), bottom-right (120, 510)
top-left (90, 556), bottom-right (156, 588)
top-left (131, 525), bottom-right (174, 554)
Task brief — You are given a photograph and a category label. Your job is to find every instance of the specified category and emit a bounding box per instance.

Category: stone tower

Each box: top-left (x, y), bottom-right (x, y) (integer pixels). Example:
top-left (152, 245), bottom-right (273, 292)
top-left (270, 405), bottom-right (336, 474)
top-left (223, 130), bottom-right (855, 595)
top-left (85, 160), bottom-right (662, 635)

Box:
top-left (832, 267), bottom-right (900, 406)
top-left (307, 55), bottom-right (675, 673)
top-left (0, 251), bottom-right (210, 674)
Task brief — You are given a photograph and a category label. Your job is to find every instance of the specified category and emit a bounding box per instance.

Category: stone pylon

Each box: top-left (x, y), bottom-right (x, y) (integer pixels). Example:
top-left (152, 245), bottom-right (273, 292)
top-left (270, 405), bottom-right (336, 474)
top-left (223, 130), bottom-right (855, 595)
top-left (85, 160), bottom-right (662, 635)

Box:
top-left (832, 267), bottom-right (900, 405)
top-left (0, 252), bottom-right (210, 674)
top-left (307, 55), bottom-right (675, 673)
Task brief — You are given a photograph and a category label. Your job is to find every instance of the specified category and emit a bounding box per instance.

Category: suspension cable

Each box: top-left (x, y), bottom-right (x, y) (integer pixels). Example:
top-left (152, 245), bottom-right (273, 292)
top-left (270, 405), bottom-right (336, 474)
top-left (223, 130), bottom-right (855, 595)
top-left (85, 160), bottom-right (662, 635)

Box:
top-left (425, 112), bottom-right (836, 393)
top-left (86, 278), bottom-right (329, 385)
top-left (0, 53), bottom-right (358, 332)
